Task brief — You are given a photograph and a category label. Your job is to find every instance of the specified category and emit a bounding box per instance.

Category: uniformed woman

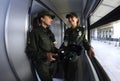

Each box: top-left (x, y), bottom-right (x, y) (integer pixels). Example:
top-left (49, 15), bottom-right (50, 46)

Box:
top-left (26, 11), bottom-right (58, 81)
top-left (61, 12), bottom-right (95, 81)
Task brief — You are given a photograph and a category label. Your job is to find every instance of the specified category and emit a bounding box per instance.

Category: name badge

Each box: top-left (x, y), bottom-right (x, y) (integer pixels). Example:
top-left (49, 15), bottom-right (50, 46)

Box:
top-left (78, 31), bottom-right (82, 36)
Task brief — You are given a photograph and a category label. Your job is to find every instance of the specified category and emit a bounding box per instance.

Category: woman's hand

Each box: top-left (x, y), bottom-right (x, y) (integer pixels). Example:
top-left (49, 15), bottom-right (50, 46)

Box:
top-left (47, 52), bottom-right (58, 62)
top-left (89, 47), bottom-right (95, 57)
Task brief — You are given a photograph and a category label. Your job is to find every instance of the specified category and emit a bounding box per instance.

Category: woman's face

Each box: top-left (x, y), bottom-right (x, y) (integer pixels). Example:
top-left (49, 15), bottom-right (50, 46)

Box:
top-left (41, 15), bottom-right (53, 26)
top-left (68, 16), bottom-right (78, 26)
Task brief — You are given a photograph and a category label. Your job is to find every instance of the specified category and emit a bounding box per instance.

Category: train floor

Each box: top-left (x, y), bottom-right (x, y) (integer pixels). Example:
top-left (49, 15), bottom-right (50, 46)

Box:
top-left (91, 40), bottom-right (120, 81)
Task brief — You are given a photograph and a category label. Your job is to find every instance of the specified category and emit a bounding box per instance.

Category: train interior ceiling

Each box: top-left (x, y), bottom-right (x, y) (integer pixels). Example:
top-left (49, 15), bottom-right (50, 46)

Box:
top-left (0, 0), bottom-right (120, 81)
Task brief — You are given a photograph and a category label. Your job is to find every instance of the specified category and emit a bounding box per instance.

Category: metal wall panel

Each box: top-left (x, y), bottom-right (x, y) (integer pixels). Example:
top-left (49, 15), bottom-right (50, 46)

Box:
top-left (0, 0), bottom-right (17, 81)
top-left (0, 0), bottom-right (37, 81)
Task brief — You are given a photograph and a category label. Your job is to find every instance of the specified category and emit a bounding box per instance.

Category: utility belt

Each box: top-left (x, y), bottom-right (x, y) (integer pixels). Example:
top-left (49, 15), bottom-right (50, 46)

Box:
top-left (58, 44), bottom-right (83, 62)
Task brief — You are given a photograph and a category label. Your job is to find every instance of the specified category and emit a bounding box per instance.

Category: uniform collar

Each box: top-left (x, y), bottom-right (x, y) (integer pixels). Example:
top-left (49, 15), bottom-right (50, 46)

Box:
top-left (71, 26), bottom-right (79, 29)
top-left (39, 25), bottom-right (50, 32)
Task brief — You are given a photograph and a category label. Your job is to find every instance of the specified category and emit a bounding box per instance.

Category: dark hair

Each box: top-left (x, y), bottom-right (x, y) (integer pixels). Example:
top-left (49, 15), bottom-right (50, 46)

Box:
top-left (32, 17), bottom-right (38, 28)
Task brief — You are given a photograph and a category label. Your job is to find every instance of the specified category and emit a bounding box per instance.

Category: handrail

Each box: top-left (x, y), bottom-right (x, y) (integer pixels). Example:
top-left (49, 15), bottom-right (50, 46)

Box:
top-left (90, 56), bottom-right (111, 81)
top-left (85, 52), bottom-right (100, 81)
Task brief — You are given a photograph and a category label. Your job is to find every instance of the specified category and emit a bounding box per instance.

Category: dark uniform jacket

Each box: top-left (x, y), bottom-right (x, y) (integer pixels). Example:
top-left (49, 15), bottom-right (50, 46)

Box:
top-left (61, 26), bottom-right (92, 81)
top-left (26, 25), bottom-right (57, 63)
top-left (63, 26), bottom-right (91, 51)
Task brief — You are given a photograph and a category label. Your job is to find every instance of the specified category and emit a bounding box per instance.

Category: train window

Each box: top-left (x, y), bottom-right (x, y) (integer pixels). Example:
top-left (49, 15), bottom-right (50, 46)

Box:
top-left (90, 20), bottom-right (120, 81)
top-left (89, 0), bottom-right (120, 80)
